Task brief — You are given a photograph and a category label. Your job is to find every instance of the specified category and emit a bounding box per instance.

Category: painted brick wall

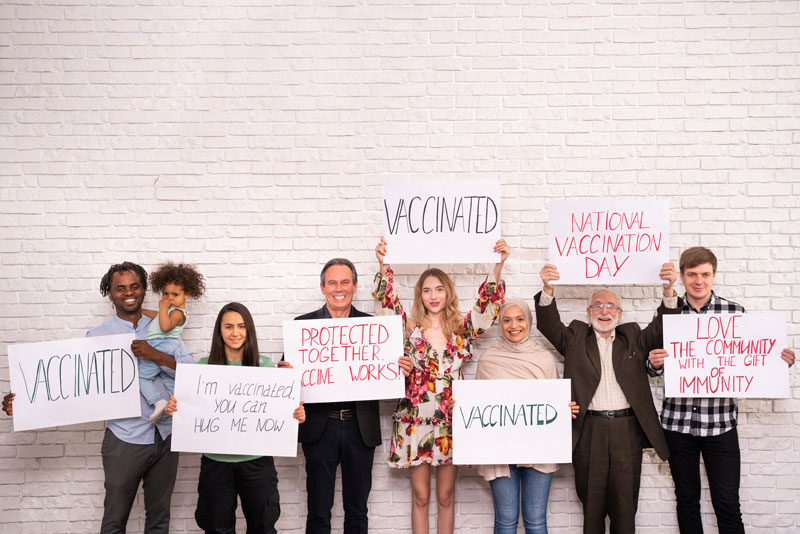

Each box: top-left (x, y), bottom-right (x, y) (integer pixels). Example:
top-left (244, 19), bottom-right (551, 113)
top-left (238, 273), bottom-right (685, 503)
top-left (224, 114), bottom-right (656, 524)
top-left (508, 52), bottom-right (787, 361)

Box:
top-left (1, 1), bottom-right (798, 532)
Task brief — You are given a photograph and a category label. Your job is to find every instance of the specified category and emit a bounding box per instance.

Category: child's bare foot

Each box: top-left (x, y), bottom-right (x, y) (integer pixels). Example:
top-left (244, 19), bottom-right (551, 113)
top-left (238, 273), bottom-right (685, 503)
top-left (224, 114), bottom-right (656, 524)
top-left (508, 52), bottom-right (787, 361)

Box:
top-left (150, 399), bottom-right (168, 423)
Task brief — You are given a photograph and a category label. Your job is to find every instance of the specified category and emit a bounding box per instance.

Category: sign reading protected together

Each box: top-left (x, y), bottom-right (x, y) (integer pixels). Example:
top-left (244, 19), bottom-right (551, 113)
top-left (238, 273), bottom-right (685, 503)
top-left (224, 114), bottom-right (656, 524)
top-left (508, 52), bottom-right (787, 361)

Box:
top-left (663, 313), bottom-right (789, 398)
top-left (548, 199), bottom-right (669, 285)
top-left (8, 334), bottom-right (141, 431)
top-left (171, 364), bottom-right (301, 457)
top-left (452, 379), bottom-right (572, 465)
top-left (383, 180), bottom-right (502, 264)
top-left (282, 315), bottom-right (405, 403)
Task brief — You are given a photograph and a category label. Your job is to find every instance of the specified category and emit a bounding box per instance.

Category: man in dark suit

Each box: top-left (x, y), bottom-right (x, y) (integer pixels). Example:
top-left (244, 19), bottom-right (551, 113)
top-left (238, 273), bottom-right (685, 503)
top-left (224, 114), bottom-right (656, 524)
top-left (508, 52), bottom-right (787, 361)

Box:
top-left (295, 257), bottom-right (409, 534)
top-left (534, 262), bottom-right (680, 534)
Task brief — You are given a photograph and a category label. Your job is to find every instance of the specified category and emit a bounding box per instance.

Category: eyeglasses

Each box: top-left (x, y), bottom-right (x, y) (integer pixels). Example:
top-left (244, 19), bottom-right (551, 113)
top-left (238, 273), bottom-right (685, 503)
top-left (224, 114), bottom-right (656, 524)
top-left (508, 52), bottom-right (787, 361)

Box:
top-left (591, 303), bottom-right (619, 312)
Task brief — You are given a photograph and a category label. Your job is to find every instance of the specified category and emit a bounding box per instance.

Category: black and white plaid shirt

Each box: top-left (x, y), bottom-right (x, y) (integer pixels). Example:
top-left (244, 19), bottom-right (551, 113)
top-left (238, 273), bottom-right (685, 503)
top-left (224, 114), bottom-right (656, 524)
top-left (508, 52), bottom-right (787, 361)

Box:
top-left (660, 291), bottom-right (746, 437)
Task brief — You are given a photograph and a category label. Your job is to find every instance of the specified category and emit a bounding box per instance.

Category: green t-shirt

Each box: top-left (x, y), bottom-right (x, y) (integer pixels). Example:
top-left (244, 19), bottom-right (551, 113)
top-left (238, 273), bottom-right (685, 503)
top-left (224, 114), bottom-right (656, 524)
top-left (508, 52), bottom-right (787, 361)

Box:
top-left (197, 354), bottom-right (275, 463)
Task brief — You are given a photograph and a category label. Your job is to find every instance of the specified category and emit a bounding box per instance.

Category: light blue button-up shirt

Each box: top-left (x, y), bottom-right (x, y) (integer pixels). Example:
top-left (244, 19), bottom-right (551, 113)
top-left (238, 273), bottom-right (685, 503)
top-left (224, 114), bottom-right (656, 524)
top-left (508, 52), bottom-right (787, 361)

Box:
top-left (87, 314), bottom-right (195, 445)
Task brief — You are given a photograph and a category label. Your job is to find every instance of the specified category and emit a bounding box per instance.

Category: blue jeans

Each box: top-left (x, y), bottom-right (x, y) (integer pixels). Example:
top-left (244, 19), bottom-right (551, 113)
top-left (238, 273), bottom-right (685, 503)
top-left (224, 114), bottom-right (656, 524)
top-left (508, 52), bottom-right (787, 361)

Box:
top-left (138, 337), bottom-right (179, 406)
top-left (489, 465), bottom-right (553, 534)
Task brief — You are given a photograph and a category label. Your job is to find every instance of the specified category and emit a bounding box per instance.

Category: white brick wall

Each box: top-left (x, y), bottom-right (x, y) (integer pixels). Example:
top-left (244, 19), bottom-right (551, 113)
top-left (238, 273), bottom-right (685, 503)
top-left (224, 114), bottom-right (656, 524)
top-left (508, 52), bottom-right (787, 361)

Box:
top-left (1, 1), bottom-right (798, 532)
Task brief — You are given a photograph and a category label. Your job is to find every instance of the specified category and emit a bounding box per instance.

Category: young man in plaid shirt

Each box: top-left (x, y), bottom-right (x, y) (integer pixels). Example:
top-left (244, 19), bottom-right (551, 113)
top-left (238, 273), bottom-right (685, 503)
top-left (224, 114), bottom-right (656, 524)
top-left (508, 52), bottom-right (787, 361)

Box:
top-left (648, 247), bottom-right (795, 534)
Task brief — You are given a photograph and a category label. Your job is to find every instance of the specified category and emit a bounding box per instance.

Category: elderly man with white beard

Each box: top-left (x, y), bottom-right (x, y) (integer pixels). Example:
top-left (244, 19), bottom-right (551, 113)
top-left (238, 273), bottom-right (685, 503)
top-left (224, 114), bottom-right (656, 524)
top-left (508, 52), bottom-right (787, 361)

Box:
top-left (533, 263), bottom-right (681, 534)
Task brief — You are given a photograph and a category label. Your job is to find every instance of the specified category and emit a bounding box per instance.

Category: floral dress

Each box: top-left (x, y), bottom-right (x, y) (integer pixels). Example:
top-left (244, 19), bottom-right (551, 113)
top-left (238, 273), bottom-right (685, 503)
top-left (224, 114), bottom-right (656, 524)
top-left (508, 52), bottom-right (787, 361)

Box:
top-left (373, 267), bottom-right (505, 467)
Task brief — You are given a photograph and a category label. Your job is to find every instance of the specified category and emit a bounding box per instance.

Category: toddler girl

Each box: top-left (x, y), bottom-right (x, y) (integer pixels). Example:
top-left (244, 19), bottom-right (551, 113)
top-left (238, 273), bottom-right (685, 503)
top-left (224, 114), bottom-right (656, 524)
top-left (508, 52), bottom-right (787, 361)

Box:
top-left (140, 261), bottom-right (205, 423)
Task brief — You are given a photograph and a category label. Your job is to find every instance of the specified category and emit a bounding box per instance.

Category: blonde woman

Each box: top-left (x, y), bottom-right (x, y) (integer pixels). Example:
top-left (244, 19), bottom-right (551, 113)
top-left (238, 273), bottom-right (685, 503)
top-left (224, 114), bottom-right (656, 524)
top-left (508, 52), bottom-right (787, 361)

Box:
top-left (373, 237), bottom-right (509, 534)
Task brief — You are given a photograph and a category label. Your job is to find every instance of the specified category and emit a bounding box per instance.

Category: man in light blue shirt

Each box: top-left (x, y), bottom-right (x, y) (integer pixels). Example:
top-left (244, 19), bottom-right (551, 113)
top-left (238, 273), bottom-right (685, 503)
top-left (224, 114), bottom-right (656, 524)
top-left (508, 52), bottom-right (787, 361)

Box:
top-left (1, 261), bottom-right (194, 532)
top-left (92, 261), bottom-right (195, 534)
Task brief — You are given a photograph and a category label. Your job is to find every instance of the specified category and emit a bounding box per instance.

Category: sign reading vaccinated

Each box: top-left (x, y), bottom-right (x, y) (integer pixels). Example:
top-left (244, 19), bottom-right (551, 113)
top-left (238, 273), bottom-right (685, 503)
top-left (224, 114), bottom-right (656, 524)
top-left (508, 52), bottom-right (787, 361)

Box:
top-left (548, 199), bottom-right (669, 285)
top-left (8, 334), bottom-right (141, 431)
top-left (283, 315), bottom-right (404, 403)
top-left (452, 379), bottom-right (572, 465)
top-left (663, 313), bottom-right (789, 398)
top-left (383, 180), bottom-right (501, 264)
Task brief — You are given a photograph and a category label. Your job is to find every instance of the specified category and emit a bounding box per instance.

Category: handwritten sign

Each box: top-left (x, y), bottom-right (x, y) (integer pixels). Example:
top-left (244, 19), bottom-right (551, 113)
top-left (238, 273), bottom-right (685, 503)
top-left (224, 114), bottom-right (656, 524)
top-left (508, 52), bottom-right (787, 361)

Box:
top-left (8, 334), bottom-right (140, 431)
top-left (452, 379), bottom-right (572, 465)
top-left (171, 364), bottom-right (301, 457)
top-left (663, 313), bottom-right (789, 398)
top-left (383, 180), bottom-right (502, 264)
top-left (548, 199), bottom-right (669, 284)
top-left (282, 315), bottom-right (404, 403)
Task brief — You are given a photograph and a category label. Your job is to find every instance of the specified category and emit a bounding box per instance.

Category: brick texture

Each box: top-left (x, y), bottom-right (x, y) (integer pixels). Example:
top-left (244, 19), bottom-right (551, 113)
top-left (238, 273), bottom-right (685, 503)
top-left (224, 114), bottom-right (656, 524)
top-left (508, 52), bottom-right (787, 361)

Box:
top-left (1, 1), bottom-right (798, 532)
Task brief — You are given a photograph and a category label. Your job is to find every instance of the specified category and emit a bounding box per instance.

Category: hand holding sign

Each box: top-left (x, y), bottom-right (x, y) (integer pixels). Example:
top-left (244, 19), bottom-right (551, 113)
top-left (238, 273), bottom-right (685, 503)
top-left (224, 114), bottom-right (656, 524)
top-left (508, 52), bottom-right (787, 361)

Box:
top-left (540, 264), bottom-right (560, 296)
top-left (2, 393), bottom-right (14, 416)
top-left (492, 238), bottom-right (511, 283)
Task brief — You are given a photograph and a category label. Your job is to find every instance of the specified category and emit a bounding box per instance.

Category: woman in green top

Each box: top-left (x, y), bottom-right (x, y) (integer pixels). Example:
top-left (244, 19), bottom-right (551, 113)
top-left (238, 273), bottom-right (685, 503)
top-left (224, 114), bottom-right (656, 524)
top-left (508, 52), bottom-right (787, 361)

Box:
top-left (166, 302), bottom-right (305, 534)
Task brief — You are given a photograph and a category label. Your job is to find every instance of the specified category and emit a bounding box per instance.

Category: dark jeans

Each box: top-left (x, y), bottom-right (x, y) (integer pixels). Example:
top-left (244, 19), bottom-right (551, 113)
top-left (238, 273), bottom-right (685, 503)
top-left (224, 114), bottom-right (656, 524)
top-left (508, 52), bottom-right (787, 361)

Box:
top-left (195, 455), bottom-right (280, 534)
top-left (665, 428), bottom-right (744, 534)
top-left (302, 417), bottom-right (375, 534)
top-left (100, 428), bottom-right (179, 534)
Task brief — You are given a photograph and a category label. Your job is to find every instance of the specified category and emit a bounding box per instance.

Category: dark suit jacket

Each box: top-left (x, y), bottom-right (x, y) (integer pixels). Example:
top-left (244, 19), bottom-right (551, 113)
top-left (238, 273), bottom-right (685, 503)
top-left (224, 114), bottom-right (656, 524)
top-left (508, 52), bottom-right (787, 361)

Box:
top-left (534, 292), bottom-right (675, 461)
top-left (293, 305), bottom-right (382, 448)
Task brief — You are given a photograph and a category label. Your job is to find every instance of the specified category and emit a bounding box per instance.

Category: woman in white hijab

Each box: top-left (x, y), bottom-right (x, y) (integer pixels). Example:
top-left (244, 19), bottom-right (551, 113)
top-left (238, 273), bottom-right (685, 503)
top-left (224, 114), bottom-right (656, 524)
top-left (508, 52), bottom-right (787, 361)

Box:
top-left (476, 298), bottom-right (578, 534)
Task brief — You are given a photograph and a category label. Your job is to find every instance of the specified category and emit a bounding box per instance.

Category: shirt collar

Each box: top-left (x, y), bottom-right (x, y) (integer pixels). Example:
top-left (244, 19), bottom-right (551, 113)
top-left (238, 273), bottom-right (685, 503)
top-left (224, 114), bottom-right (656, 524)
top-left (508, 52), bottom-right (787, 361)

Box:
top-left (681, 290), bottom-right (716, 313)
top-left (594, 329), bottom-right (616, 343)
top-left (112, 313), bottom-right (149, 333)
top-left (321, 305), bottom-right (356, 319)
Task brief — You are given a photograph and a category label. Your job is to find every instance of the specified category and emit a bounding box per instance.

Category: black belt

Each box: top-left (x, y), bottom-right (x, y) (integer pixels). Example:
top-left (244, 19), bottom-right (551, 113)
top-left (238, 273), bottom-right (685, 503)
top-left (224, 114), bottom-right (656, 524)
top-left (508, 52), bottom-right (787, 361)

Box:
top-left (587, 408), bottom-right (634, 418)
top-left (328, 409), bottom-right (355, 421)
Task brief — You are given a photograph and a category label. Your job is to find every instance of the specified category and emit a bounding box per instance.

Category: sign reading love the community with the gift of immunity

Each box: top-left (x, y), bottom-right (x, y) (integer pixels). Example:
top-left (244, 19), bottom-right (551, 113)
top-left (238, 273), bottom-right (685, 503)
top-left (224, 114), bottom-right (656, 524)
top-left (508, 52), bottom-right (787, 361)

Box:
top-left (663, 313), bottom-right (789, 398)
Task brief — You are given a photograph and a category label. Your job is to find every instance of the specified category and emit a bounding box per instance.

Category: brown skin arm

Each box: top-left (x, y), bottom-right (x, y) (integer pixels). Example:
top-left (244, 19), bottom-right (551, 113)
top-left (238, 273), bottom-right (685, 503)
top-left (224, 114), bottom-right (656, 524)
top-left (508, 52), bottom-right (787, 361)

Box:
top-left (141, 308), bottom-right (157, 320)
top-left (131, 340), bottom-right (178, 370)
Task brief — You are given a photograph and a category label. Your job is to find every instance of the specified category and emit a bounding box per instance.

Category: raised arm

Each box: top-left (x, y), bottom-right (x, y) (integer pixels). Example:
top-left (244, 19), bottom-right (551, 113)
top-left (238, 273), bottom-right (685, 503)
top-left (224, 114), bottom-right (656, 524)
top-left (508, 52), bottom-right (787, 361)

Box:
top-left (462, 239), bottom-right (510, 339)
top-left (372, 240), bottom-right (408, 330)
top-left (640, 262), bottom-right (681, 352)
top-left (534, 264), bottom-right (576, 355)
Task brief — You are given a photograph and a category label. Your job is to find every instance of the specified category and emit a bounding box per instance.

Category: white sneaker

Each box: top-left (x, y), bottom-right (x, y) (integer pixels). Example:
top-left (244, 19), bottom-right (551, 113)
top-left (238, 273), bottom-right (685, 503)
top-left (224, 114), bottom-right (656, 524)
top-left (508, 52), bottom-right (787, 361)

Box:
top-left (150, 399), bottom-right (168, 423)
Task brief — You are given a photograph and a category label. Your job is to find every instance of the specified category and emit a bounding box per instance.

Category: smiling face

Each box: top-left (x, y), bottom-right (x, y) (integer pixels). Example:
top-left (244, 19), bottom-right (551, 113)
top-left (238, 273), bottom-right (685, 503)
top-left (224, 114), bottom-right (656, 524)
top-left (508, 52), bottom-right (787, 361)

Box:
top-left (108, 270), bottom-right (145, 320)
top-left (587, 290), bottom-right (622, 338)
top-left (501, 305), bottom-right (529, 343)
top-left (162, 282), bottom-right (187, 309)
top-left (220, 311), bottom-right (247, 359)
top-left (421, 275), bottom-right (447, 315)
top-left (680, 262), bottom-right (716, 308)
top-left (320, 264), bottom-right (357, 318)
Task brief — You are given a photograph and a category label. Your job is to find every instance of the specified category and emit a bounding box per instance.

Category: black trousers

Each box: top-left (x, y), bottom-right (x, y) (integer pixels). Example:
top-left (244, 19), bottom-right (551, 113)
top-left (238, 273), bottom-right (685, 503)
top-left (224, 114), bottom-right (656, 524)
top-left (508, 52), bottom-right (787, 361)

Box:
top-left (100, 428), bottom-right (179, 534)
top-left (302, 417), bottom-right (375, 534)
top-left (572, 414), bottom-right (645, 534)
top-left (665, 428), bottom-right (744, 534)
top-left (195, 455), bottom-right (280, 534)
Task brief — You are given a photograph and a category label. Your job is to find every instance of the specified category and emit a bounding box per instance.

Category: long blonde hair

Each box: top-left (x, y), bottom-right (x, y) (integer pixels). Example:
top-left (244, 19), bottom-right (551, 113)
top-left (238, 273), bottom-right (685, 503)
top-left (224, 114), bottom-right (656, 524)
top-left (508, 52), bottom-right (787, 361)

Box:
top-left (411, 268), bottom-right (463, 338)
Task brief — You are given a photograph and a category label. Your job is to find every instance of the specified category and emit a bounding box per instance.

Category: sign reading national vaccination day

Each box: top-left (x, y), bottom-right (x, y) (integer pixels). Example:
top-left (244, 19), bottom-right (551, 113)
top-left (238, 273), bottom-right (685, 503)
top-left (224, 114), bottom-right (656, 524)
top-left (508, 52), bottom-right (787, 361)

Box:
top-left (382, 180), bottom-right (502, 264)
top-left (548, 199), bottom-right (669, 285)
top-left (8, 334), bottom-right (141, 431)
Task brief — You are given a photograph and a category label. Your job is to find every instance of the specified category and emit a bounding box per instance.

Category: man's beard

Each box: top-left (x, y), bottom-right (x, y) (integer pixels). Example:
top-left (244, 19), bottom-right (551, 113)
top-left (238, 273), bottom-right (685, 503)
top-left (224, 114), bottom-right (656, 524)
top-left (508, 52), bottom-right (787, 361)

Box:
top-left (591, 317), bottom-right (619, 334)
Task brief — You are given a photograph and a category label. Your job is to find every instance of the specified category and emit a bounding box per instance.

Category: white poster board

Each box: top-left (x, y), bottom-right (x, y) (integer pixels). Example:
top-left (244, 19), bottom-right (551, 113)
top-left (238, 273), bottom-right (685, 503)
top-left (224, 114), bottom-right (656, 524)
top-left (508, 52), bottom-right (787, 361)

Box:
top-left (663, 313), bottom-right (789, 398)
top-left (452, 379), bottom-right (572, 465)
top-left (548, 199), bottom-right (669, 285)
top-left (282, 315), bottom-right (405, 403)
top-left (383, 180), bottom-right (502, 264)
top-left (8, 334), bottom-right (140, 431)
top-left (171, 364), bottom-right (301, 457)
